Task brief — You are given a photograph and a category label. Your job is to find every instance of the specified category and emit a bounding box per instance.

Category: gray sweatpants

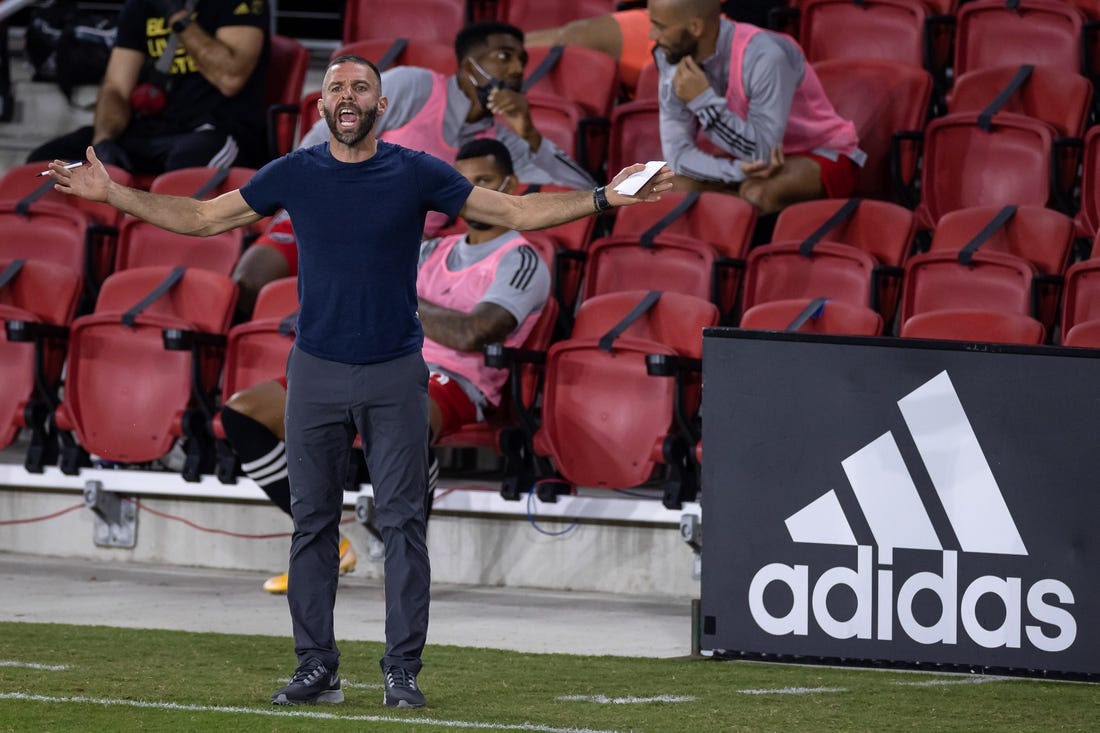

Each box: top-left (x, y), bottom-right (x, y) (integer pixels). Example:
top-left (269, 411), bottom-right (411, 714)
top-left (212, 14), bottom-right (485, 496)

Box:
top-left (284, 347), bottom-right (431, 675)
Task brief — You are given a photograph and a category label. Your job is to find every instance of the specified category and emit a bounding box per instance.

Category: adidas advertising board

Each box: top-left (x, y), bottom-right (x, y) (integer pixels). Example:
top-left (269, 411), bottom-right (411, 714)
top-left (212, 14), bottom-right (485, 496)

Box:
top-left (700, 330), bottom-right (1100, 678)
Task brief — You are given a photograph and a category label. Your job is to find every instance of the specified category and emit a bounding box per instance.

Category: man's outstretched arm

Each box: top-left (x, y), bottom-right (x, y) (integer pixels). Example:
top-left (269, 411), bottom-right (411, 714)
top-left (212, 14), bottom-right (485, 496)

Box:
top-left (45, 146), bottom-right (264, 236)
top-left (458, 163), bottom-right (673, 232)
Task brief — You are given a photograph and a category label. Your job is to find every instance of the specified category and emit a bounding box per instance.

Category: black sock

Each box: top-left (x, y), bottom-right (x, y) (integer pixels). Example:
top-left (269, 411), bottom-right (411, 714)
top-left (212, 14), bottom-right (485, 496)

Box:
top-left (220, 406), bottom-right (292, 516)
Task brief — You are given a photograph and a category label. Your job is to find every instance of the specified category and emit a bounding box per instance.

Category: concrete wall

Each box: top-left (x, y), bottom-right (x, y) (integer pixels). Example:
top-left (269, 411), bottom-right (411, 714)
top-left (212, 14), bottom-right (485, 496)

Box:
top-left (0, 486), bottom-right (701, 598)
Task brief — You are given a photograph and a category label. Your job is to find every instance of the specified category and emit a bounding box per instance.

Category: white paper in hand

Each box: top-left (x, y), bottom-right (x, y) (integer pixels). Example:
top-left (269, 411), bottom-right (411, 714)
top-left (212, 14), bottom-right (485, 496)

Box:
top-left (612, 160), bottom-right (666, 196)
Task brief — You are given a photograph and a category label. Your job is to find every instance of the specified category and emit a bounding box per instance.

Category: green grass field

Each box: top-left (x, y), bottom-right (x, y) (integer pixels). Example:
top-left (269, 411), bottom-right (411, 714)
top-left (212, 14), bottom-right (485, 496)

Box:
top-left (1, 622), bottom-right (1098, 732)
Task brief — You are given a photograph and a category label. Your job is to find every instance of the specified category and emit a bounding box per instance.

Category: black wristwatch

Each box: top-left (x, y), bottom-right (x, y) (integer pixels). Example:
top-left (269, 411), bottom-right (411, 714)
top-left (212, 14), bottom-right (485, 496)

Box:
top-left (171, 15), bottom-right (191, 34)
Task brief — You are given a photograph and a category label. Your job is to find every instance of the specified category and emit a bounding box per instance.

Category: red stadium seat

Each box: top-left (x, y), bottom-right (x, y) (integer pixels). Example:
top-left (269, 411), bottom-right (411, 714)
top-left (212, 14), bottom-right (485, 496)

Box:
top-left (739, 297), bottom-right (884, 336)
top-left (532, 290), bottom-right (718, 507)
top-left (948, 65), bottom-right (1092, 139)
top-left (580, 233), bottom-right (718, 309)
top-left (607, 99), bottom-right (662, 178)
top-left (899, 250), bottom-right (1037, 326)
top-left (0, 259), bottom-right (82, 464)
top-left (912, 112), bottom-right (1055, 228)
top-left (798, 0), bottom-right (928, 68)
top-left (813, 59), bottom-right (933, 200)
top-left (265, 35), bottom-right (310, 158)
top-left (1060, 257), bottom-right (1100, 342)
top-left (954, 0), bottom-right (1086, 79)
top-left (498, 0), bottom-right (618, 32)
top-left (334, 38), bottom-right (457, 75)
top-left (927, 205), bottom-right (1074, 330)
top-left (900, 308), bottom-right (1046, 345)
top-left (1074, 127), bottom-right (1100, 239)
top-left (54, 266), bottom-right (238, 480)
top-left (342, 0), bottom-right (465, 45)
top-left (742, 241), bottom-right (879, 312)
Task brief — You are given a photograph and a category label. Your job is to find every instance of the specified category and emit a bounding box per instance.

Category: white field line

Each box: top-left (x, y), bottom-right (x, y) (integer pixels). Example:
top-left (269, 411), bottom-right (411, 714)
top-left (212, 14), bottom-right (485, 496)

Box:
top-left (893, 676), bottom-right (1006, 687)
top-left (0, 660), bottom-right (71, 671)
top-left (0, 692), bottom-right (619, 733)
top-left (737, 686), bottom-right (848, 695)
top-left (556, 694), bottom-right (696, 704)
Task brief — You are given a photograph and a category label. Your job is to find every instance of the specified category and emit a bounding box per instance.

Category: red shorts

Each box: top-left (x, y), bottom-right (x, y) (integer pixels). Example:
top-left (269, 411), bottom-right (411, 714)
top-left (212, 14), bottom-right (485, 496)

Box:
top-left (429, 371), bottom-right (477, 438)
top-left (252, 215), bottom-right (299, 276)
top-left (801, 153), bottom-right (861, 199)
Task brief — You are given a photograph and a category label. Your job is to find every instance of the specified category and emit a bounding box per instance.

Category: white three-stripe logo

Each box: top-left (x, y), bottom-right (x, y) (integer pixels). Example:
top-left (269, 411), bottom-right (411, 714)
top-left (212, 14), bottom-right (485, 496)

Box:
top-left (784, 371), bottom-right (1027, 562)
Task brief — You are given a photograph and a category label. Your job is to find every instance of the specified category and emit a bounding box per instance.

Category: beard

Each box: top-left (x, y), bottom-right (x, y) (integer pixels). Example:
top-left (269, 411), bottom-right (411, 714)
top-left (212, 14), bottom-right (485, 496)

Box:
top-left (323, 104), bottom-right (379, 147)
top-left (662, 31), bottom-right (699, 65)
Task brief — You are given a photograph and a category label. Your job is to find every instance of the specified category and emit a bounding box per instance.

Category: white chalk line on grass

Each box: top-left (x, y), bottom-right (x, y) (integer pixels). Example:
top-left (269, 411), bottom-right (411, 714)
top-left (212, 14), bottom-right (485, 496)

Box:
top-left (0, 692), bottom-right (619, 733)
top-left (557, 694), bottom-right (697, 704)
top-left (893, 676), bottom-right (1005, 687)
top-left (737, 686), bottom-right (848, 695)
top-left (0, 660), bottom-right (71, 671)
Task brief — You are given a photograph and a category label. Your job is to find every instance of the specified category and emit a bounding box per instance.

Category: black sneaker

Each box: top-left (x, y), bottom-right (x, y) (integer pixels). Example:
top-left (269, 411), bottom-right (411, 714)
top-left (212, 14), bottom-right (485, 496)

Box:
top-left (382, 665), bottom-right (426, 708)
top-left (271, 657), bottom-right (344, 705)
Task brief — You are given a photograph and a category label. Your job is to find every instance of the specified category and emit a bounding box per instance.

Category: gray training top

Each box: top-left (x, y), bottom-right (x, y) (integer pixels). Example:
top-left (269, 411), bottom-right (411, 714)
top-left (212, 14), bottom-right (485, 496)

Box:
top-left (655, 16), bottom-right (866, 184)
top-left (302, 66), bottom-right (596, 189)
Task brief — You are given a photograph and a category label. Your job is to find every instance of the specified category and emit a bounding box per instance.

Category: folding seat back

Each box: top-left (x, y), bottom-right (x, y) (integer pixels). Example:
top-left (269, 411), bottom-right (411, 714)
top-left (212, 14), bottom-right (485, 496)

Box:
top-left (901, 308), bottom-right (1046, 344)
top-left (525, 93), bottom-right (582, 158)
top-left (500, 0), bottom-right (618, 32)
top-left (1075, 127), bottom-right (1100, 239)
top-left (634, 60), bottom-right (660, 101)
top-left (773, 197), bottom-right (916, 268)
top-left (342, 0), bottom-right (466, 44)
top-left (739, 297), bottom-right (884, 336)
top-left (611, 192), bottom-right (757, 261)
top-left (900, 250), bottom-right (1036, 324)
top-left (948, 65), bottom-right (1092, 139)
top-left (929, 205), bottom-right (1073, 276)
top-left (335, 38), bottom-right (457, 75)
top-left (222, 276), bottom-right (299, 401)
top-left (581, 233), bottom-right (717, 306)
top-left (954, 0), bottom-right (1085, 79)
top-left (743, 242), bottom-right (879, 312)
top-left (1060, 258), bottom-right (1100, 338)
top-left (265, 35), bottom-right (310, 158)
top-left (523, 44), bottom-right (618, 119)
top-left (916, 112), bottom-right (1054, 226)
top-left (534, 290), bottom-right (718, 491)
top-left (607, 99), bottom-right (662, 177)
top-left (0, 259), bottom-right (83, 451)
top-left (799, 0), bottom-right (928, 67)
top-left (0, 203), bottom-right (89, 279)
top-left (56, 266), bottom-right (237, 466)
top-left (116, 168), bottom-right (250, 274)
top-left (813, 59), bottom-right (932, 200)
top-left (0, 162), bottom-right (134, 228)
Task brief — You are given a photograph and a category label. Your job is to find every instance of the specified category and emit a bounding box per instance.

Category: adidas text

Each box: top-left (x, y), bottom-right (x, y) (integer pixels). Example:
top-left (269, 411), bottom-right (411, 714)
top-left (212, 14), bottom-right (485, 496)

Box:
top-left (748, 545), bottom-right (1076, 652)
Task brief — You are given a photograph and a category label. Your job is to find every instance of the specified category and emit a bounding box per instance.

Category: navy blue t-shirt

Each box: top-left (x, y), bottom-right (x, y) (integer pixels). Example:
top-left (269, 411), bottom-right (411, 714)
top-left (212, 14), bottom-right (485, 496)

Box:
top-left (240, 141), bottom-right (474, 364)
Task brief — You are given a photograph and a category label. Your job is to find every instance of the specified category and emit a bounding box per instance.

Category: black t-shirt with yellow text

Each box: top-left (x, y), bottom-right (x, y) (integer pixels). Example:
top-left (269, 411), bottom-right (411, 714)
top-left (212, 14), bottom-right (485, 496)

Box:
top-left (114, 0), bottom-right (270, 139)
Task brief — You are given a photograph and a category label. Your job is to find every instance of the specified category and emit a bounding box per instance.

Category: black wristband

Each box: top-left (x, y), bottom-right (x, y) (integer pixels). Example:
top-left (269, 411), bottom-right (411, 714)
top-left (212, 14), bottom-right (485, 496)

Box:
top-left (593, 185), bottom-right (612, 213)
top-left (171, 15), bottom-right (191, 34)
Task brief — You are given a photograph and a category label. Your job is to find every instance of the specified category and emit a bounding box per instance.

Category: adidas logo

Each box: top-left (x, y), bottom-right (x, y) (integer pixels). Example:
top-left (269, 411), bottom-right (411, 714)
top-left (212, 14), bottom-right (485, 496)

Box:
top-left (748, 371), bottom-right (1077, 653)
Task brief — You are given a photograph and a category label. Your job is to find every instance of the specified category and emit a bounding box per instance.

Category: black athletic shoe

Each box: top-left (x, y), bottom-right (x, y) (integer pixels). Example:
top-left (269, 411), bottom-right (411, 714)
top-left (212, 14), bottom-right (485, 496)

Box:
top-left (382, 665), bottom-right (426, 708)
top-left (271, 657), bottom-right (344, 705)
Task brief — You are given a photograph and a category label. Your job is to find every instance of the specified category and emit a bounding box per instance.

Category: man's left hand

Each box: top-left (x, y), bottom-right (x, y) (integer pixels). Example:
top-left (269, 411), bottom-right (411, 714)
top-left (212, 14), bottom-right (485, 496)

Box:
top-left (673, 55), bottom-right (710, 104)
top-left (605, 163), bottom-right (676, 207)
top-left (487, 87), bottom-right (541, 149)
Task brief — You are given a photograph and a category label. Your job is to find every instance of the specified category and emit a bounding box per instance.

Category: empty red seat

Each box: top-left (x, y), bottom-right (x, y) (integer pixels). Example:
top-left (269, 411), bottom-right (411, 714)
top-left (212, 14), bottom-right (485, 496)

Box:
top-left (739, 297), bottom-right (884, 336)
top-left (799, 0), bottom-right (928, 68)
top-left (899, 250), bottom-right (1037, 326)
top-left (954, 0), bottom-right (1085, 79)
top-left (742, 241), bottom-right (880, 312)
top-left (532, 290), bottom-right (718, 507)
top-left (900, 308), bottom-right (1046, 344)
top-left (342, 0), bottom-right (465, 44)
top-left (55, 266), bottom-right (238, 479)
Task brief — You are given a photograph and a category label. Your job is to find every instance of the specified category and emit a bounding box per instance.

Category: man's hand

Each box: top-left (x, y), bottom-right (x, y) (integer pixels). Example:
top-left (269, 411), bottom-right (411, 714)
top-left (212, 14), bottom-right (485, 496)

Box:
top-left (739, 146), bottom-right (784, 179)
top-left (605, 163), bottom-right (675, 207)
top-left (487, 87), bottom-right (541, 150)
top-left (47, 146), bottom-right (112, 202)
top-left (672, 55), bottom-right (710, 104)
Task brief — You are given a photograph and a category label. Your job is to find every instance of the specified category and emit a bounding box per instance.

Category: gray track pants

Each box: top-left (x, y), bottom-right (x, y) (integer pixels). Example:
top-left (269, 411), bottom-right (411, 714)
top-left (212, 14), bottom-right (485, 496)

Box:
top-left (284, 346), bottom-right (431, 674)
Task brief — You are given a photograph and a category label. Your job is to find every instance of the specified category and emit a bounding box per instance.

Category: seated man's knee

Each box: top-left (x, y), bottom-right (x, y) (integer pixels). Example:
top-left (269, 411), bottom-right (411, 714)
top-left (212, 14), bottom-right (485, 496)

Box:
top-left (739, 180), bottom-right (783, 215)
